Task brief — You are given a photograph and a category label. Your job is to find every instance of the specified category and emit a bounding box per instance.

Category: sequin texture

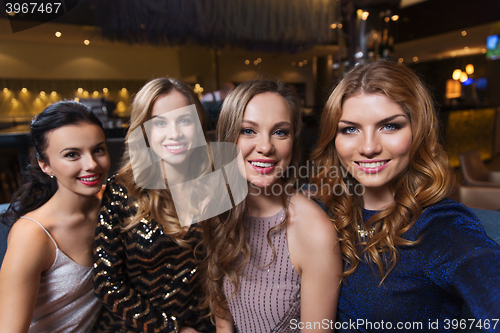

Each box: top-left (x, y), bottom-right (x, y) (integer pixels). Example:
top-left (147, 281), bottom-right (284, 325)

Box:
top-left (336, 199), bottom-right (500, 332)
top-left (93, 175), bottom-right (214, 333)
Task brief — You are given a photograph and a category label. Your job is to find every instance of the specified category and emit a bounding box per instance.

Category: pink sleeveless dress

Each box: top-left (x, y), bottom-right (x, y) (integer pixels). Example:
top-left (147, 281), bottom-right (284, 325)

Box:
top-left (223, 209), bottom-right (301, 333)
top-left (21, 217), bottom-right (101, 333)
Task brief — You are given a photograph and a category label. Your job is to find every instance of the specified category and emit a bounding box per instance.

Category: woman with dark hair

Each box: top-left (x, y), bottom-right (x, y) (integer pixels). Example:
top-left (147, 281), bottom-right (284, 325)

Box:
top-left (0, 101), bottom-right (110, 332)
top-left (311, 61), bottom-right (500, 331)
top-left (202, 79), bottom-right (341, 332)
top-left (93, 77), bottom-right (214, 332)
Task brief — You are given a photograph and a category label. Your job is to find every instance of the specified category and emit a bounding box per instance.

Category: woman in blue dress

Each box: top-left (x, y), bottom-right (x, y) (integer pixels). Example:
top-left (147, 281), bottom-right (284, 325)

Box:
top-left (310, 60), bottom-right (500, 332)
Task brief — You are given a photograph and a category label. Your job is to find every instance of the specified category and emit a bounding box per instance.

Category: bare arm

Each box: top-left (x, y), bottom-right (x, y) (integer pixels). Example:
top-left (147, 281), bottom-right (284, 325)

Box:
top-left (0, 219), bottom-right (54, 332)
top-left (289, 194), bottom-right (342, 332)
top-left (215, 311), bottom-right (235, 333)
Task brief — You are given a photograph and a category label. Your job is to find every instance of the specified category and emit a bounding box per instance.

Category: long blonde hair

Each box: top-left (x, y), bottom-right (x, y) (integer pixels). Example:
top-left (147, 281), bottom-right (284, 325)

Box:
top-left (201, 79), bottom-right (303, 318)
top-left (311, 61), bottom-right (454, 280)
top-left (117, 77), bottom-right (208, 246)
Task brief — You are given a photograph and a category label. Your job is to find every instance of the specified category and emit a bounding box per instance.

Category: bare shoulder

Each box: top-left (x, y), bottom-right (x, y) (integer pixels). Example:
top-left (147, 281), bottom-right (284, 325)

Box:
top-left (286, 192), bottom-right (340, 276)
top-left (6, 218), bottom-right (55, 272)
top-left (288, 192), bottom-right (337, 244)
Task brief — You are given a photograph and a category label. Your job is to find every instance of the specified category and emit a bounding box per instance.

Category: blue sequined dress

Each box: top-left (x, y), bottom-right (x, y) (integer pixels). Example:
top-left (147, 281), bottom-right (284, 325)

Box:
top-left (337, 199), bottom-right (500, 332)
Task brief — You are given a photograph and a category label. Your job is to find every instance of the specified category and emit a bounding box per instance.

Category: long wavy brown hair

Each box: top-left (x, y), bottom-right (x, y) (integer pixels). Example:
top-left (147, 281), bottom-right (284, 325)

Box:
top-left (310, 61), bottom-right (454, 281)
top-left (201, 79), bottom-right (303, 318)
top-left (116, 77), bottom-right (208, 247)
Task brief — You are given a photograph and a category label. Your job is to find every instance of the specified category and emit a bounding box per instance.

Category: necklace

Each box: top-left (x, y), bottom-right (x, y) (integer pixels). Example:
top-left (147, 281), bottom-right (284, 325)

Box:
top-left (357, 225), bottom-right (375, 238)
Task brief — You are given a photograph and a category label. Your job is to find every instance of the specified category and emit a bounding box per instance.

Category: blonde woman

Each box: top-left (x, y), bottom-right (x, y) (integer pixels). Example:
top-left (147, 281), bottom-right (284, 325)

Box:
top-left (202, 80), bottom-right (341, 333)
top-left (93, 78), bottom-right (214, 333)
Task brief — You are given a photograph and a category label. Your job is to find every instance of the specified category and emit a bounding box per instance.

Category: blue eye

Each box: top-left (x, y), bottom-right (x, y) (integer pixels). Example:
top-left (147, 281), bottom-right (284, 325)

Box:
top-left (178, 118), bottom-right (192, 125)
top-left (240, 128), bottom-right (255, 135)
top-left (154, 120), bottom-right (166, 127)
top-left (340, 127), bottom-right (357, 134)
top-left (382, 123), bottom-right (402, 131)
top-left (274, 129), bottom-right (289, 136)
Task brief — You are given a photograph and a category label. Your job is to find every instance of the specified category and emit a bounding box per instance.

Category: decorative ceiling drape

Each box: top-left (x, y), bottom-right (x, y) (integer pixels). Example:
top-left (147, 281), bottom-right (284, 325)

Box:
top-left (92, 0), bottom-right (339, 52)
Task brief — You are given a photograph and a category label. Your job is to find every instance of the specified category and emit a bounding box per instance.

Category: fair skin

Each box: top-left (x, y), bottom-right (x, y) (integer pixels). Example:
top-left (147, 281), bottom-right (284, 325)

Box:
top-left (149, 91), bottom-right (203, 185)
top-left (215, 92), bottom-right (342, 332)
top-left (0, 123), bottom-right (110, 332)
top-left (147, 92), bottom-right (203, 333)
top-left (335, 93), bottom-right (413, 210)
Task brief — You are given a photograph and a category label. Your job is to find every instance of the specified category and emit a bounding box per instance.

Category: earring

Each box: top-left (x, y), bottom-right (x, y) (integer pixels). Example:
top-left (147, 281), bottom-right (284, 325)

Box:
top-left (49, 175), bottom-right (54, 179)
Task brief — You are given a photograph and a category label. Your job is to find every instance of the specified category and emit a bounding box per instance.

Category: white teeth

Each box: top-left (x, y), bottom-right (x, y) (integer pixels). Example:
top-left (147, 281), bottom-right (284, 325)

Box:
top-left (358, 161), bottom-right (386, 168)
top-left (80, 176), bottom-right (99, 181)
top-left (166, 144), bottom-right (186, 150)
top-left (251, 161), bottom-right (274, 168)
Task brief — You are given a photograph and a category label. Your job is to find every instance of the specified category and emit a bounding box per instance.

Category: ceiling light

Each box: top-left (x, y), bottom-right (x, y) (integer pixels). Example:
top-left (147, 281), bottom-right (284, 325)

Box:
top-left (362, 11), bottom-right (369, 20)
top-left (466, 64), bottom-right (474, 75)
top-left (55, 31), bottom-right (62, 37)
top-left (21, 88), bottom-right (27, 93)
top-left (51, 91), bottom-right (57, 96)
top-left (77, 88), bottom-right (83, 93)
top-left (245, 60), bottom-right (250, 65)
top-left (412, 56), bottom-right (418, 62)
top-left (459, 72), bottom-right (468, 82)
top-left (84, 39), bottom-right (90, 45)
top-left (40, 91), bottom-right (45, 96)
top-left (452, 69), bottom-right (462, 80)
top-left (384, 17), bottom-right (390, 23)
top-left (461, 31), bottom-right (467, 36)
top-left (391, 15), bottom-right (399, 21)
top-left (330, 23), bottom-right (337, 29)
top-left (103, 88), bottom-right (108, 93)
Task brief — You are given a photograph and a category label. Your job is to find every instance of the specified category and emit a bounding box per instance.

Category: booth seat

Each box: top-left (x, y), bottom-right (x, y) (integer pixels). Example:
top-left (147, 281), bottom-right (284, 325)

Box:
top-left (0, 203), bottom-right (499, 332)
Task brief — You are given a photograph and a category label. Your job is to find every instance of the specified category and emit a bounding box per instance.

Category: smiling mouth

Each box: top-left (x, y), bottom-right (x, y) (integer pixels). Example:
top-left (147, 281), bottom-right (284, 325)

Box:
top-left (356, 161), bottom-right (388, 168)
top-left (250, 161), bottom-right (276, 168)
top-left (165, 144), bottom-right (186, 150)
top-left (78, 175), bottom-right (100, 182)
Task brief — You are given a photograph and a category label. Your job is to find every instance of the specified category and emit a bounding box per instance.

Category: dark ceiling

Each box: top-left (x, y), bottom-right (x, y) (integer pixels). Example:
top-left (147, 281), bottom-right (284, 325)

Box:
top-left (3, 0), bottom-right (500, 45)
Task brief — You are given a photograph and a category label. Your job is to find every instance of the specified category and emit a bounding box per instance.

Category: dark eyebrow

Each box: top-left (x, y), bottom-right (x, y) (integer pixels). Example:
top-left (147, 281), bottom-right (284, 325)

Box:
top-left (60, 141), bottom-right (106, 154)
top-left (60, 147), bottom-right (80, 154)
top-left (339, 114), bottom-right (407, 127)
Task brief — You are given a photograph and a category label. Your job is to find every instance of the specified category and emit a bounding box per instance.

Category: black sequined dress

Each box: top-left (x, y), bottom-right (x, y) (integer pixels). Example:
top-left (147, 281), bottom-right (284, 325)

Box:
top-left (93, 175), bottom-right (214, 333)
